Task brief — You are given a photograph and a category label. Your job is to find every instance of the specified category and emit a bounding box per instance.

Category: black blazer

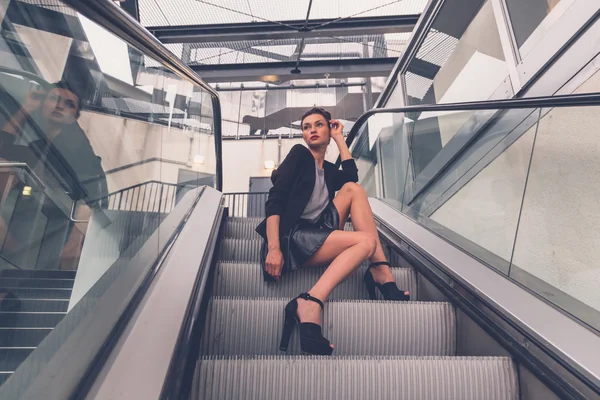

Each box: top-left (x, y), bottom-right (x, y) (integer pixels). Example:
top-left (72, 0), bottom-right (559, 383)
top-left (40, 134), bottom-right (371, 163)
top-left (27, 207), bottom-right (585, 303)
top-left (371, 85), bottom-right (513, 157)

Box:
top-left (256, 144), bottom-right (359, 239)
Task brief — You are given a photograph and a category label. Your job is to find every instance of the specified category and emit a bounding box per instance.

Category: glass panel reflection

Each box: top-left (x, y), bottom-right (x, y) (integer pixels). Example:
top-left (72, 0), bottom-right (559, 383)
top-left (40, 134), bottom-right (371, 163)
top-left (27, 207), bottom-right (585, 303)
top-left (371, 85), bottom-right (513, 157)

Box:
top-left (0, 0), bottom-right (217, 388)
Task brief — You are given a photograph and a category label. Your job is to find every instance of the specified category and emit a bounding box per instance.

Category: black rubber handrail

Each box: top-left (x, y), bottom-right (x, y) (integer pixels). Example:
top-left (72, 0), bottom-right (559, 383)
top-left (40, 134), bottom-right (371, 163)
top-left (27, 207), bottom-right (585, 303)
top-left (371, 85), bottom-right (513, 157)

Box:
top-left (336, 92), bottom-right (600, 167)
top-left (61, 0), bottom-right (223, 191)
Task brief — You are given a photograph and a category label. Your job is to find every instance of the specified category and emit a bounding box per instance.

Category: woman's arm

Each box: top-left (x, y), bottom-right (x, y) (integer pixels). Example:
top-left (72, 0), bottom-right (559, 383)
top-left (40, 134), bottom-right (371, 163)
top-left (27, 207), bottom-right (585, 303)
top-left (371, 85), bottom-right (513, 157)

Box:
top-left (330, 120), bottom-right (359, 190)
top-left (330, 119), bottom-right (352, 161)
top-left (264, 144), bottom-right (304, 219)
top-left (263, 144), bottom-right (306, 280)
top-left (265, 215), bottom-right (283, 280)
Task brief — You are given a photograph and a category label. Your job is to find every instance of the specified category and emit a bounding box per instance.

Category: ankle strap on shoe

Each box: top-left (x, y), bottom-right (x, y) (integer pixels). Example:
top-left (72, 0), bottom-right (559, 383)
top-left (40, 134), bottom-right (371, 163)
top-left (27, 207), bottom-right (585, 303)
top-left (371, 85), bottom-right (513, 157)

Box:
top-left (369, 261), bottom-right (391, 269)
top-left (299, 292), bottom-right (324, 309)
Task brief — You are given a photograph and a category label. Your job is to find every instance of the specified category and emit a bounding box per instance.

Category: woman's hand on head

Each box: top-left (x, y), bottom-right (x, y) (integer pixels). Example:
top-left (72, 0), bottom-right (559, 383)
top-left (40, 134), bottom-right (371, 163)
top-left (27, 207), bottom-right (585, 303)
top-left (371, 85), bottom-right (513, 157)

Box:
top-left (266, 247), bottom-right (284, 281)
top-left (329, 119), bottom-right (344, 143)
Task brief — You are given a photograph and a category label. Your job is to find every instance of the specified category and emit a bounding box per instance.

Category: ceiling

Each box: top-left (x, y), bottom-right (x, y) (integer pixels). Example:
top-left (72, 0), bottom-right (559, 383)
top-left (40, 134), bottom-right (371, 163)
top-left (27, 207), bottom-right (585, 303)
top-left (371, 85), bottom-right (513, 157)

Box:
top-left (129, 0), bottom-right (428, 82)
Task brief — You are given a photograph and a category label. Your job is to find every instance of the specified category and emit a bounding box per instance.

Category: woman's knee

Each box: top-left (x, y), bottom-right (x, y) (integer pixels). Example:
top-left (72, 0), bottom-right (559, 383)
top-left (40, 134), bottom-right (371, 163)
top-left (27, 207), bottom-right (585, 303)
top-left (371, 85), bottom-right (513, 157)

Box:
top-left (354, 232), bottom-right (377, 257)
top-left (340, 182), bottom-right (366, 197)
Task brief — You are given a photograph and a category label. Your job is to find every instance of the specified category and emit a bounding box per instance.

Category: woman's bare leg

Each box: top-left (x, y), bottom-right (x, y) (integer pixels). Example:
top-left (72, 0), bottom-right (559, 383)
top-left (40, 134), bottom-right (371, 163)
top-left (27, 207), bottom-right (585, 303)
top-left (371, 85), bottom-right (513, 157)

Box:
top-left (295, 230), bottom-right (376, 334)
top-left (333, 182), bottom-right (402, 287)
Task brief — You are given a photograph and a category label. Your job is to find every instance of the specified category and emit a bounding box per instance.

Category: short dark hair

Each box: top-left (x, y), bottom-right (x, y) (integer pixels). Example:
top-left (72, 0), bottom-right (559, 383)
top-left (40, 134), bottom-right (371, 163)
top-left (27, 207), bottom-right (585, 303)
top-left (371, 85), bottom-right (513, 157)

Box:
top-left (301, 107), bottom-right (331, 127)
top-left (49, 80), bottom-right (83, 116)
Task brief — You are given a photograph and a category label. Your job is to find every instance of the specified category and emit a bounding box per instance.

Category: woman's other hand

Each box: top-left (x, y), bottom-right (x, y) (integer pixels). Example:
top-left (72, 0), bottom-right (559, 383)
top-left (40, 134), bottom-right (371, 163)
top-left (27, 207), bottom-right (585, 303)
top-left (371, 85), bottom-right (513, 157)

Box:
top-left (266, 247), bottom-right (284, 280)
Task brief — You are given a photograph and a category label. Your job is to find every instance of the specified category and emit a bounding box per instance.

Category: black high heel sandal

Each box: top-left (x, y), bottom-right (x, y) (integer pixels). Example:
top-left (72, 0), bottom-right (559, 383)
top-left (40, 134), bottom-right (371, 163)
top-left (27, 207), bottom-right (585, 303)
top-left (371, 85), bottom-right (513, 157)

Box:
top-left (279, 292), bottom-right (333, 355)
top-left (364, 261), bottom-right (410, 301)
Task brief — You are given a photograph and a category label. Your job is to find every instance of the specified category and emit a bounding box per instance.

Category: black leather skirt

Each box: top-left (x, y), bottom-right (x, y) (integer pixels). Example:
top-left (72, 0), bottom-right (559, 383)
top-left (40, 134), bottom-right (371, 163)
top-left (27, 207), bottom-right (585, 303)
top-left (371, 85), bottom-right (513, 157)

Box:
top-left (260, 202), bottom-right (340, 282)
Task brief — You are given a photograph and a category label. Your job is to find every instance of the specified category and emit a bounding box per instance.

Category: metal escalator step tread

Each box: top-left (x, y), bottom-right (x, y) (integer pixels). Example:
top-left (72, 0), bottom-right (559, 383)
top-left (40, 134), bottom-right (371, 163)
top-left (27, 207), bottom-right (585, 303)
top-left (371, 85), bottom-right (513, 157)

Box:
top-left (226, 216), bottom-right (262, 224)
top-left (194, 356), bottom-right (518, 400)
top-left (0, 328), bottom-right (52, 347)
top-left (0, 372), bottom-right (11, 387)
top-left (219, 238), bottom-right (395, 263)
top-left (224, 219), bottom-right (354, 239)
top-left (223, 221), bottom-right (261, 239)
top-left (213, 262), bottom-right (417, 300)
top-left (0, 348), bottom-right (33, 371)
top-left (200, 298), bottom-right (455, 356)
top-left (0, 288), bottom-right (71, 299)
top-left (0, 278), bottom-right (75, 289)
top-left (218, 239), bottom-right (263, 262)
top-left (0, 312), bottom-right (66, 328)
top-left (0, 270), bottom-right (76, 280)
top-left (0, 299), bottom-right (69, 313)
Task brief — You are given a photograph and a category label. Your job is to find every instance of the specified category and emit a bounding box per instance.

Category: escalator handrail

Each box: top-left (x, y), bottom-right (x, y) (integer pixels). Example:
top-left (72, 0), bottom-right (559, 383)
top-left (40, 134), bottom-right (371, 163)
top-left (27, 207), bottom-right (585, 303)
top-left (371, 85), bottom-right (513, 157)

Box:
top-left (60, 0), bottom-right (223, 191)
top-left (336, 92), bottom-right (600, 167)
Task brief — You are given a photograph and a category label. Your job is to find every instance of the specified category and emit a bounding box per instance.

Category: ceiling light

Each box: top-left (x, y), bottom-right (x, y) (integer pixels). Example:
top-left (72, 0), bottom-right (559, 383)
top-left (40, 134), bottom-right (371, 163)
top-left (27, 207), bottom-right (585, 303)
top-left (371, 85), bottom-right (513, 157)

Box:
top-left (193, 155), bottom-right (204, 164)
top-left (264, 160), bottom-right (275, 170)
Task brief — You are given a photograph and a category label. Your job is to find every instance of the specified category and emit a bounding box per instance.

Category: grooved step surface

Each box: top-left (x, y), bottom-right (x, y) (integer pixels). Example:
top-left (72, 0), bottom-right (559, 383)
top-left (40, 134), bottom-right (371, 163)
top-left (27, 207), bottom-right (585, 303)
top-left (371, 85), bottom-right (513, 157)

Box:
top-left (0, 278), bottom-right (74, 289)
top-left (219, 238), bottom-right (398, 265)
top-left (201, 298), bottom-right (455, 356)
top-left (0, 270), bottom-right (76, 279)
top-left (0, 312), bottom-right (65, 328)
top-left (224, 218), bottom-right (354, 239)
top-left (213, 262), bottom-right (417, 300)
top-left (0, 373), bottom-right (10, 386)
top-left (195, 356), bottom-right (518, 400)
top-left (0, 348), bottom-right (33, 371)
top-left (0, 288), bottom-right (71, 299)
top-left (0, 299), bottom-right (68, 313)
top-left (219, 239), bottom-right (263, 263)
top-left (0, 329), bottom-right (52, 347)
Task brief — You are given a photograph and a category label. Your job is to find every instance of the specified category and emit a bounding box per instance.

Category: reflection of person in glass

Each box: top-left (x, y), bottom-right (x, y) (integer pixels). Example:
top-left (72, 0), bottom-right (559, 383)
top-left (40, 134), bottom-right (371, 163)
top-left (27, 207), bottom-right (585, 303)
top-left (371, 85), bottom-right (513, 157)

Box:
top-left (0, 81), bottom-right (108, 270)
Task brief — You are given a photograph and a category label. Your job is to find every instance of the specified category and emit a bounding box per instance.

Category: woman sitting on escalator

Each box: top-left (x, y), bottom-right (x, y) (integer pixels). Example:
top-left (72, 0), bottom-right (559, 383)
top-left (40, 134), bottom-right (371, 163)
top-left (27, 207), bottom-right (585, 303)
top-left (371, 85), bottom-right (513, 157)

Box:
top-left (255, 107), bottom-right (410, 356)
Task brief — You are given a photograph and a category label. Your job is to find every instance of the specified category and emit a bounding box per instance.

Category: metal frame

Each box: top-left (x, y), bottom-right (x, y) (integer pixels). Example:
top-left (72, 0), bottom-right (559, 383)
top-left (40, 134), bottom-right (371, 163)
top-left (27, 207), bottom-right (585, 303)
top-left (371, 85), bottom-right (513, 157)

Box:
top-left (337, 91), bottom-right (600, 166)
top-left (189, 58), bottom-right (397, 83)
top-left (61, 0), bottom-right (223, 191)
top-left (147, 15), bottom-right (420, 44)
top-left (215, 82), bottom-right (365, 92)
top-left (368, 16), bottom-right (600, 212)
top-left (514, 1), bottom-right (600, 88)
top-left (371, 199), bottom-right (600, 399)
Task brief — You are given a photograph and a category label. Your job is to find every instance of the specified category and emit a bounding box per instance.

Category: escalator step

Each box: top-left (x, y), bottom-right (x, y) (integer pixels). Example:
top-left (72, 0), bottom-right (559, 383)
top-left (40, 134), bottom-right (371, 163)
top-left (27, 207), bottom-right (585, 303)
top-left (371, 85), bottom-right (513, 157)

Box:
top-left (194, 356), bottom-right (518, 400)
top-left (0, 372), bottom-right (10, 386)
top-left (0, 270), bottom-right (76, 280)
top-left (0, 288), bottom-right (71, 299)
top-left (0, 328), bottom-right (52, 347)
top-left (213, 262), bottom-right (418, 300)
top-left (0, 348), bottom-right (33, 371)
top-left (0, 312), bottom-right (66, 328)
top-left (219, 239), bottom-right (263, 262)
top-left (0, 299), bottom-right (68, 313)
top-left (224, 219), bottom-right (354, 239)
top-left (0, 278), bottom-right (75, 289)
top-left (223, 221), bottom-right (261, 239)
top-left (219, 238), bottom-right (392, 263)
top-left (201, 298), bottom-right (455, 356)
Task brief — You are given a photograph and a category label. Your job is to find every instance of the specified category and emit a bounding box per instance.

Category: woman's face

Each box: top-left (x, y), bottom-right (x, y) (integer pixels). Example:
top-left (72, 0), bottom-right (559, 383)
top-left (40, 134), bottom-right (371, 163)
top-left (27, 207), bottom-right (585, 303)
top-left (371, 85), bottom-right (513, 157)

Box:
top-left (41, 88), bottom-right (80, 127)
top-left (302, 113), bottom-right (330, 148)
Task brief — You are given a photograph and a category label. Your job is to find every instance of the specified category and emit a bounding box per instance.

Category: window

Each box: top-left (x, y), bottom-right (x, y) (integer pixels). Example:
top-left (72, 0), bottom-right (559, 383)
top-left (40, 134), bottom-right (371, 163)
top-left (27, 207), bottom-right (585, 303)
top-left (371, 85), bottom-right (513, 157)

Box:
top-left (505, 0), bottom-right (567, 56)
top-left (402, 0), bottom-right (510, 179)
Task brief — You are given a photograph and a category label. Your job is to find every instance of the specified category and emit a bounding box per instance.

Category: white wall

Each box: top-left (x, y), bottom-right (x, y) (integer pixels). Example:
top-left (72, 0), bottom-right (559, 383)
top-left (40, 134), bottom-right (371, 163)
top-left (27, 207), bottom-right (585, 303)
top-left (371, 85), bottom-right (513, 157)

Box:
top-left (80, 109), bottom-right (347, 195)
top-left (78, 110), bottom-right (215, 192)
top-left (430, 68), bottom-right (600, 311)
top-left (221, 138), bottom-right (341, 193)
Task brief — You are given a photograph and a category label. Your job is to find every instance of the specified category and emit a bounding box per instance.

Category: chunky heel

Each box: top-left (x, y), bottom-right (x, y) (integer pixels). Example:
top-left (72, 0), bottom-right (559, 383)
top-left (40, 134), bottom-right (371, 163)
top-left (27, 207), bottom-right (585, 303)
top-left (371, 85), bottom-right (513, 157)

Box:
top-left (279, 312), bottom-right (295, 351)
top-left (363, 269), bottom-right (377, 300)
top-left (279, 292), bottom-right (333, 355)
top-left (363, 262), bottom-right (410, 301)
